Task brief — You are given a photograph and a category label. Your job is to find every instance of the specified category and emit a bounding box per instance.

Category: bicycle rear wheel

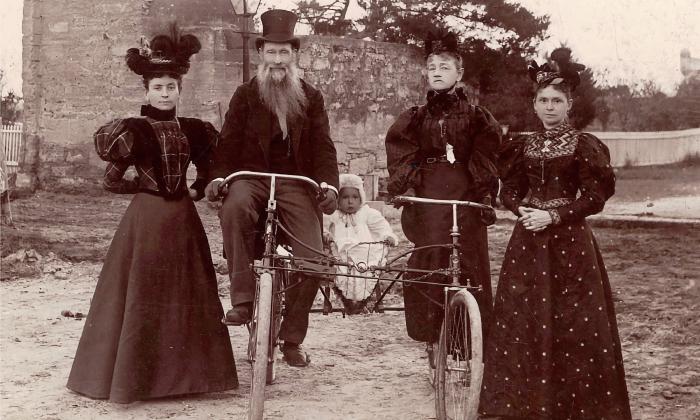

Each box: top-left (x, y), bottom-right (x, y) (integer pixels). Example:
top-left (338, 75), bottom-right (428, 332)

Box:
top-left (435, 289), bottom-right (483, 420)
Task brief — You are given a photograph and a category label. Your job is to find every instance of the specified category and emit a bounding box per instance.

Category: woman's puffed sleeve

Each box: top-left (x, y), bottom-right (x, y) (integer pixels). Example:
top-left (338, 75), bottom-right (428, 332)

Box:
top-left (94, 118), bottom-right (145, 194)
top-left (498, 135), bottom-right (528, 216)
top-left (93, 118), bottom-right (149, 163)
top-left (187, 120), bottom-right (219, 201)
top-left (549, 133), bottom-right (615, 225)
top-left (385, 107), bottom-right (421, 197)
top-left (466, 105), bottom-right (501, 201)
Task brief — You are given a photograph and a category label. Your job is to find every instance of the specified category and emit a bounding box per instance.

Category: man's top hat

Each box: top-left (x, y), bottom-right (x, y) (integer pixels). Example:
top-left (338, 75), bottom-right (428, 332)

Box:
top-left (255, 9), bottom-right (300, 51)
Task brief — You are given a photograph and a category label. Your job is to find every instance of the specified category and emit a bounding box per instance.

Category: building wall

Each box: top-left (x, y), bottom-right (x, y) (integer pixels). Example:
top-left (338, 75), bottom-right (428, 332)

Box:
top-left (21, 0), bottom-right (251, 189)
top-left (21, 0), bottom-right (427, 192)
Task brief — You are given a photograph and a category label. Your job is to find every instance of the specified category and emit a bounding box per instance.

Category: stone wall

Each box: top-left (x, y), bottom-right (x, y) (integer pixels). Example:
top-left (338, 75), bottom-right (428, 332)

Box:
top-left (298, 36), bottom-right (425, 193)
top-left (21, 1), bottom-right (427, 193)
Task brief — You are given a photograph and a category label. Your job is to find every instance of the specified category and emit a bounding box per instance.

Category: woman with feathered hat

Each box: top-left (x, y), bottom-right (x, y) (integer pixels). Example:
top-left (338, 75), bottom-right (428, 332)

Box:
top-left (66, 27), bottom-right (238, 403)
top-left (385, 30), bottom-right (501, 355)
top-left (479, 48), bottom-right (632, 419)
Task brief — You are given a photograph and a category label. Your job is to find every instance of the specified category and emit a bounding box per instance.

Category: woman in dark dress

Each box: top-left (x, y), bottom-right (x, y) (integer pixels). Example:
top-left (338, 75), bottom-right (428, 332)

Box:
top-left (479, 48), bottom-right (631, 419)
top-left (66, 29), bottom-right (238, 404)
top-left (385, 31), bottom-right (501, 353)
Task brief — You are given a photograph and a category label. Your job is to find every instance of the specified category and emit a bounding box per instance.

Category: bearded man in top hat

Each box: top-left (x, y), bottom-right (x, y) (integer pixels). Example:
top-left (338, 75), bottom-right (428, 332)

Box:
top-left (205, 9), bottom-right (339, 367)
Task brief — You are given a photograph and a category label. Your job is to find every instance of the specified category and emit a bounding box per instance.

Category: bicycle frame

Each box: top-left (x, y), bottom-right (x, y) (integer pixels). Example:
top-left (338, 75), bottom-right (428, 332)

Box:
top-left (222, 171), bottom-right (322, 420)
top-left (221, 179), bottom-right (489, 420)
top-left (392, 195), bottom-right (489, 420)
top-left (391, 195), bottom-right (491, 288)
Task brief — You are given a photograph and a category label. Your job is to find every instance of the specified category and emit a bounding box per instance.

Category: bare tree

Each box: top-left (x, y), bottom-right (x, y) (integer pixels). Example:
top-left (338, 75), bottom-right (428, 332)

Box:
top-left (295, 0), bottom-right (354, 35)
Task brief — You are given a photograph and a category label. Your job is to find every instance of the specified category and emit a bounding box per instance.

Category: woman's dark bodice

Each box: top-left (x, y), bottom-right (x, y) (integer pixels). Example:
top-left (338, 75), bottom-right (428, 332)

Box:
top-left (499, 123), bottom-right (615, 225)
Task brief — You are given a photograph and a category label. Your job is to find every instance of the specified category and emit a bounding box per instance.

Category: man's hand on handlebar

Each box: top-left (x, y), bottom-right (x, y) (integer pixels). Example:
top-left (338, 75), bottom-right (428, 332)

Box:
top-left (318, 186), bottom-right (338, 215)
top-left (205, 178), bottom-right (228, 201)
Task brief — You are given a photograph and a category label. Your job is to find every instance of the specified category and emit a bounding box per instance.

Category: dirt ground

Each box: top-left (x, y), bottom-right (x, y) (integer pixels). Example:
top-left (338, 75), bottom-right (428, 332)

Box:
top-left (1, 164), bottom-right (699, 419)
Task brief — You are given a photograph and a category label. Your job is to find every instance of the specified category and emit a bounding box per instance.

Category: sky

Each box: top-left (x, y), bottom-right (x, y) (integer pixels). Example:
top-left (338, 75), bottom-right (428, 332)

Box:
top-left (1, 0), bottom-right (699, 96)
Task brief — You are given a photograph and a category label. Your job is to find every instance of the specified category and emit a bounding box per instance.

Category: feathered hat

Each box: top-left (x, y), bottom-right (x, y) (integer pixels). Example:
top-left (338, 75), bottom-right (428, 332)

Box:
top-left (125, 24), bottom-right (201, 76)
top-left (424, 29), bottom-right (460, 59)
top-left (528, 47), bottom-right (586, 91)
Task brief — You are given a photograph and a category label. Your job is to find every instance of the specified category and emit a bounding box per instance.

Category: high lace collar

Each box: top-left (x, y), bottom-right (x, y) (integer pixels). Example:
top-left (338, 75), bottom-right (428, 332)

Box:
top-left (141, 104), bottom-right (177, 121)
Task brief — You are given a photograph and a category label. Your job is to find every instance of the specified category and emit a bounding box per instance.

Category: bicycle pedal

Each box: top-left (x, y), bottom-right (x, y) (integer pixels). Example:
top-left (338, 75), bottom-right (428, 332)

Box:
top-left (221, 316), bottom-right (250, 327)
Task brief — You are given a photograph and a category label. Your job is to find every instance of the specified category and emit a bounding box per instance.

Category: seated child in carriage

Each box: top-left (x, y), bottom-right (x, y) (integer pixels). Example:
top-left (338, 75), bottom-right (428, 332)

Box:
top-left (323, 174), bottom-right (399, 309)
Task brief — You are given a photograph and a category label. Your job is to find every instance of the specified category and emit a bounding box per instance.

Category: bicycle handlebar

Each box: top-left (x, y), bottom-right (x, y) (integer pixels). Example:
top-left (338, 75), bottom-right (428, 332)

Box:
top-left (391, 195), bottom-right (492, 210)
top-left (222, 171), bottom-right (325, 193)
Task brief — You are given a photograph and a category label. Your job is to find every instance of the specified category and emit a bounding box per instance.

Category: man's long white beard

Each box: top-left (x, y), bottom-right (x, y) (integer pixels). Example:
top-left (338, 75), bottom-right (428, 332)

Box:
top-left (257, 62), bottom-right (308, 125)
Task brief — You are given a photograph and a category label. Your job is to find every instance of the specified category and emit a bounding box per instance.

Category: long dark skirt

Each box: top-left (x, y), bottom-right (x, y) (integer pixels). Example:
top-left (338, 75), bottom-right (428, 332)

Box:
top-left (480, 220), bottom-right (631, 419)
top-left (67, 192), bottom-right (238, 403)
top-left (401, 161), bottom-right (493, 343)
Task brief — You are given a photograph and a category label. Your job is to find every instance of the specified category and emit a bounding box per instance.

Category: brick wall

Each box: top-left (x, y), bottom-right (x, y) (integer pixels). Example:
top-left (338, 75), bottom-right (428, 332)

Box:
top-left (21, 0), bottom-right (427, 192)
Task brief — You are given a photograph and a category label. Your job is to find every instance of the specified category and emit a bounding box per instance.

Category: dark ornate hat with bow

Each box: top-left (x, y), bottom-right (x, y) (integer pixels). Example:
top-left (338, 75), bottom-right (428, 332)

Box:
top-left (424, 29), bottom-right (460, 59)
top-left (125, 24), bottom-right (201, 76)
top-left (528, 47), bottom-right (586, 91)
top-left (256, 9), bottom-right (301, 51)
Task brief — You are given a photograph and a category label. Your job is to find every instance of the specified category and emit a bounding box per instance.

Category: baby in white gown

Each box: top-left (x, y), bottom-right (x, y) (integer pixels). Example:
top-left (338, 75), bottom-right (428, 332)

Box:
top-left (324, 174), bottom-right (398, 302)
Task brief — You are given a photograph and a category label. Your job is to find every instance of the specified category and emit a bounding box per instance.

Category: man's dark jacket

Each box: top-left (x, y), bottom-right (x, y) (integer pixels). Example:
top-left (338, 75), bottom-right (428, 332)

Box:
top-left (210, 77), bottom-right (339, 190)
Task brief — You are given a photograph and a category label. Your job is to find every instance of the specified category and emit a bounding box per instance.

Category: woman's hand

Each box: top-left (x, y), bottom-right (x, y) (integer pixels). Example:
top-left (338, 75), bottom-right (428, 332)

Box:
top-left (517, 206), bottom-right (552, 232)
top-left (383, 235), bottom-right (398, 247)
top-left (478, 197), bottom-right (497, 226)
top-left (391, 187), bottom-right (416, 209)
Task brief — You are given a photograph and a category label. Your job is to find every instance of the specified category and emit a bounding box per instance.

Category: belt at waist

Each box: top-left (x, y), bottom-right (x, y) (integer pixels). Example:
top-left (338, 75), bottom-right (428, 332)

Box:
top-left (423, 155), bottom-right (460, 164)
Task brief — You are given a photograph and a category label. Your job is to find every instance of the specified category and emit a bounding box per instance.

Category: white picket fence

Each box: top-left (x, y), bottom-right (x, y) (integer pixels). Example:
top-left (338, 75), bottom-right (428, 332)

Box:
top-left (1, 123), bottom-right (23, 174)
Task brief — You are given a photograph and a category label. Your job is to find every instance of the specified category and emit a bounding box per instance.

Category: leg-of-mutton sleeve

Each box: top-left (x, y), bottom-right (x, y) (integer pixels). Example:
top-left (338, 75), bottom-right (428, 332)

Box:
top-left (497, 136), bottom-right (529, 216)
top-left (466, 105), bottom-right (502, 202)
top-left (385, 107), bottom-right (421, 197)
top-left (550, 133), bottom-right (616, 225)
top-left (94, 118), bottom-right (142, 194)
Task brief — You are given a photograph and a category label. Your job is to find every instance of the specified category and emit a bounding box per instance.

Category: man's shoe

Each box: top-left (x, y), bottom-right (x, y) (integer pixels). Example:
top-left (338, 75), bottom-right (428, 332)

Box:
top-left (281, 342), bottom-right (310, 367)
top-left (224, 303), bottom-right (252, 325)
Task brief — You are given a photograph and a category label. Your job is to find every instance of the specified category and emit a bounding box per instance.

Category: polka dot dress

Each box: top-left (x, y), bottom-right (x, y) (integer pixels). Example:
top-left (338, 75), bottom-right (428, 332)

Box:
top-left (480, 128), bottom-right (632, 419)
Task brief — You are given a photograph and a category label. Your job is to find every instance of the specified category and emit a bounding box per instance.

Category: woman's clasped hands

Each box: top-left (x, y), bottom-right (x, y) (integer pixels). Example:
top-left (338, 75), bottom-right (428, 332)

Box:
top-left (517, 206), bottom-right (552, 232)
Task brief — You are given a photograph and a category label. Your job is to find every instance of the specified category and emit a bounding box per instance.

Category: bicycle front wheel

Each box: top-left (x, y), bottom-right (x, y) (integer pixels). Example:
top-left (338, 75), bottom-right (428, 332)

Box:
top-left (248, 271), bottom-right (274, 420)
top-left (435, 290), bottom-right (484, 420)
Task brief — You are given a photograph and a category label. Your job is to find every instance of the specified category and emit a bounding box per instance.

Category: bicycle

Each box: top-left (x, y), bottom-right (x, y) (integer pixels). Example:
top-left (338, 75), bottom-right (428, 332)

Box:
top-left (390, 195), bottom-right (488, 420)
top-left (218, 171), bottom-right (490, 420)
top-left (219, 170), bottom-right (331, 420)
